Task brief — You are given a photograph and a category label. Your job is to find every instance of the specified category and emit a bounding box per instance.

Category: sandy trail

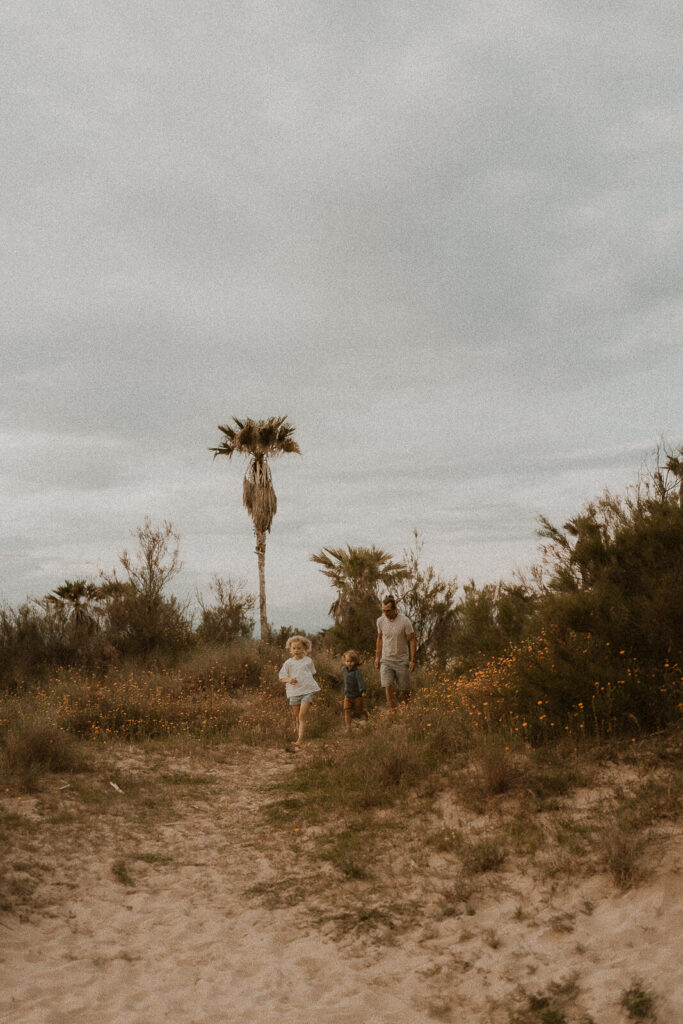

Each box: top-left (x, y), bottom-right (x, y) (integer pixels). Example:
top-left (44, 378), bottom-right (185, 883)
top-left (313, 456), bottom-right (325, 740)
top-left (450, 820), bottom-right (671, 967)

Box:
top-left (1, 744), bottom-right (682, 1023)
top-left (1, 749), bottom-right (436, 1023)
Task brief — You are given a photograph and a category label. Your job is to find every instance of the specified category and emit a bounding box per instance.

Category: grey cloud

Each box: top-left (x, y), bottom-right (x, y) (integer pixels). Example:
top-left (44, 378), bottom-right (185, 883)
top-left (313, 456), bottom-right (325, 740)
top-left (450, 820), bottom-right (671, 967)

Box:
top-left (2, 2), bottom-right (682, 625)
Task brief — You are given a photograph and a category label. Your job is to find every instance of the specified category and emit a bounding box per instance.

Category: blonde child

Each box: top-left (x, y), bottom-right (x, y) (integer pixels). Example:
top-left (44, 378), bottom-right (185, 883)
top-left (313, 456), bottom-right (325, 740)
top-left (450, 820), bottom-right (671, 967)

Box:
top-left (279, 635), bottom-right (320, 749)
top-left (341, 649), bottom-right (368, 731)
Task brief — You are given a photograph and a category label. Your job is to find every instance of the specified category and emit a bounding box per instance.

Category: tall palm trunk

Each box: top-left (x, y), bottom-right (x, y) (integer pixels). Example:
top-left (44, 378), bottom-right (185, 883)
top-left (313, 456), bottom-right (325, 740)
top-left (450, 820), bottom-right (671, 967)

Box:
top-left (255, 529), bottom-right (268, 640)
top-left (211, 417), bottom-right (300, 641)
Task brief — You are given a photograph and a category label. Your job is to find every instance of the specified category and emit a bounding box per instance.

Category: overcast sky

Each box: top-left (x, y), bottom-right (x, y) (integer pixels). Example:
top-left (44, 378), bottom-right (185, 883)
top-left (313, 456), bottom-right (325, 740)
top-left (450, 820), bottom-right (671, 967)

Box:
top-left (2, 1), bottom-right (681, 631)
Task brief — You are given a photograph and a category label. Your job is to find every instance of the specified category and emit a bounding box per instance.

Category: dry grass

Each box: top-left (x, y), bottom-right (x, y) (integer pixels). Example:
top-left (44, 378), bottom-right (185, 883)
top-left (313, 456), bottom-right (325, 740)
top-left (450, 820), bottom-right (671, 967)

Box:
top-left (0, 704), bottom-right (679, 1024)
top-left (263, 718), bottom-right (683, 909)
top-left (1, 716), bottom-right (87, 792)
top-left (1, 643), bottom-right (681, 934)
top-left (596, 774), bottom-right (683, 889)
top-left (620, 981), bottom-right (657, 1021)
top-left (319, 822), bottom-right (377, 880)
top-left (112, 858), bottom-right (135, 887)
top-left (508, 977), bottom-right (579, 1024)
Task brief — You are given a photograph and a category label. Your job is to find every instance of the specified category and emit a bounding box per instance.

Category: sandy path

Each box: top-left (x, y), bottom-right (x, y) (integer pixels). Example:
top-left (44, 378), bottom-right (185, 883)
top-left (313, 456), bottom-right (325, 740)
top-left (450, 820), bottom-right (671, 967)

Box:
top-left (1, 749), bottom-right (436, 1024)
top-left (1, 744), bottom-right (682, 1023)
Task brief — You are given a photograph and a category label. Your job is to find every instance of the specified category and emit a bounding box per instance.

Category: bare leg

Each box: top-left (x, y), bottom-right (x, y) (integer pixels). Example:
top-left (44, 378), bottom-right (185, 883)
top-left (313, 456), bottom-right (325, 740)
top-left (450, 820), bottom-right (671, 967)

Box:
top-left (384, 685), bottom-right (398, 710)
top-left (296, 700), bottom-right (311, 745)
top-left (291, 704), bottom-right (300, 740)
top-left (344, 705), bottom-right (352, 731)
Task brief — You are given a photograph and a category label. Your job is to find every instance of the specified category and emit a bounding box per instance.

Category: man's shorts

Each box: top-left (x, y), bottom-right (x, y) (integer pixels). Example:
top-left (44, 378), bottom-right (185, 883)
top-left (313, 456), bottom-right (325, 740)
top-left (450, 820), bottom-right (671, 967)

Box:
top-left (289, 692), bottom-right (314, 706)
top-left (380, 660), bottom-right (411, 691)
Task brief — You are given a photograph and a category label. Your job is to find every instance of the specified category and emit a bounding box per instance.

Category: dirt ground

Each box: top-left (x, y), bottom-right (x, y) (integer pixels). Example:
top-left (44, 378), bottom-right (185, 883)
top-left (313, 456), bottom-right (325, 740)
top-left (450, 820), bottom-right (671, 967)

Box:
top-left (1, 741), bottom-right (682, 1024)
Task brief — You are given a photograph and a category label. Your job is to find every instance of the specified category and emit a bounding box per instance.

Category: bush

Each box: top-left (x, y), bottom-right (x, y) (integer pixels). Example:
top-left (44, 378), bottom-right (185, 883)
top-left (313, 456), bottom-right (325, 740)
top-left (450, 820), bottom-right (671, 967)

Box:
top-left (1, 716), bottom-right (85, 789)
top-left (196, 576), bottom-right (255, 644)
top-left (0, 519), bottom-right (194, 687)
top-left (447, 580), bottom-right (537, 671)
top-left (536, 461), bottom-right (683, 674)
top-left (0, 601), bottom-right (75, 691)
top-left (432, 446), bottom-right (683, 740)
top-left (431, 628), bottom-right (681, 743)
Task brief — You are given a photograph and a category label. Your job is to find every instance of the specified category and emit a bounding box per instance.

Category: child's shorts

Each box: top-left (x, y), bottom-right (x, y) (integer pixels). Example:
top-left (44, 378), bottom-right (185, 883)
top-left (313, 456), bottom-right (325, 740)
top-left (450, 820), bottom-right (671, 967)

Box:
top-left (343, 695), bottom-right (366, 713)
top-left (289, 693), bottom-right (314, 706)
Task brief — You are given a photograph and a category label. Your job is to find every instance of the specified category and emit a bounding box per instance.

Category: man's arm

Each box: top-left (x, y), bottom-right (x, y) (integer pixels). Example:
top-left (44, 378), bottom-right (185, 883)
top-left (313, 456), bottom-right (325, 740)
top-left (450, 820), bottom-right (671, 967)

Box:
top-left (375, 631), bottom-right (382, 669)
top-left (408, 632), bottom-right (416, 671)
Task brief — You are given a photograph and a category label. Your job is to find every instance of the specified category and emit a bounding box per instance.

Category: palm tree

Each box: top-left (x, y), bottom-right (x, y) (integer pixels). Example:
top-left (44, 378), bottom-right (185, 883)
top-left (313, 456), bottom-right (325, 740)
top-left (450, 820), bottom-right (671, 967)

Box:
top-left (311, 545), bottom-right (408, 616)
top-left (47, 579), bottom-right (100, 643)
top-left (311, 544), bottom-right (408, 651)
top-left (211, 416), bottom-right (300, 639)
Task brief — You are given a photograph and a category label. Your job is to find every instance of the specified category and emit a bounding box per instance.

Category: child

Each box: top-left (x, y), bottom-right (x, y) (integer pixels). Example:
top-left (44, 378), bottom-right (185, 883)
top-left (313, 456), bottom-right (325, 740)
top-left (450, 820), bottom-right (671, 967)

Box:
top-left (341, 649), bottom-right (369, 731)
top-left (279, 635), bottom-right (320, 749)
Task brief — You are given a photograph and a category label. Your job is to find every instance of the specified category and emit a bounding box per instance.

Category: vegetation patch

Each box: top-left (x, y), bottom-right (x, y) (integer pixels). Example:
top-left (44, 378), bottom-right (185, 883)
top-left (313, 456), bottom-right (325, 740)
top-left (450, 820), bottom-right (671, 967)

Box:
top-left (597, 774), bottom-right (682, 889)
top-left (112, 859), bottom-right (135, 887)
top-left (319, 822), bottom-right (377, 880)
top-left (620, 981), bottom-right (657, 1021)
top-left (128, 850), bottom-right (174, 865)
top-left (318, 899), bottom-right (420, 941)
top-left (0, 717), bottom-right (87, 792)
top-left (508, 977), bottom-right (579, 1024)
top-left (460, 835), bottom-right (507, 874)
top-left (159, 771), bottom-right (216, 786)
top-left (244, 875), bottom-right (310, 910)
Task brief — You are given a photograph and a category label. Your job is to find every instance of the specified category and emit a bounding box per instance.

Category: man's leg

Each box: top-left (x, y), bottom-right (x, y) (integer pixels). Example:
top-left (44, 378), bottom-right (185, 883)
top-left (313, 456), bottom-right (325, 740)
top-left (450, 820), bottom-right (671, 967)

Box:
top-left (380, 662), bottom-right (399, 710)
top-left (396, 662), bottom-right (411, 704)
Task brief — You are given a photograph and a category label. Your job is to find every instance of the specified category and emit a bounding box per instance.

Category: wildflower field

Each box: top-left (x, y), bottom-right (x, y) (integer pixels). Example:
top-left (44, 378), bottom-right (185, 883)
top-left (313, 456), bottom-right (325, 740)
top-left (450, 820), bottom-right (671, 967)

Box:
top-left (2, 629), bottom-right (680, 805)
top-left (420, 629), bottom-right (682, 745)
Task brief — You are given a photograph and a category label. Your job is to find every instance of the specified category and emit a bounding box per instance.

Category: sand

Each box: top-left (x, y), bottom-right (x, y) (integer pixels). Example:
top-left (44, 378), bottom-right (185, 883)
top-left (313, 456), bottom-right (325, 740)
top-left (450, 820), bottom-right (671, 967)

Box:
top-left (1, 744), bottom-right (681, 1023)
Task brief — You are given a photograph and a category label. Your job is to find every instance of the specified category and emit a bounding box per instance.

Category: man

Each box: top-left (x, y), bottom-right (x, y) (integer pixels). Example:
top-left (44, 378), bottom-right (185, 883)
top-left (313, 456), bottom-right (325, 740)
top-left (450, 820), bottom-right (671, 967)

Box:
top-left (374, 595), bottom-right (416, 708)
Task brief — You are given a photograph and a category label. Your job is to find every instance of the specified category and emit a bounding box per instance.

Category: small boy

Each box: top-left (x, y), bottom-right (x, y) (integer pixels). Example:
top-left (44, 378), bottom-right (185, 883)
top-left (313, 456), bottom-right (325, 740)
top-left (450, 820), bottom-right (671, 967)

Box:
top-left (341, 650), bottom-right (369, 731)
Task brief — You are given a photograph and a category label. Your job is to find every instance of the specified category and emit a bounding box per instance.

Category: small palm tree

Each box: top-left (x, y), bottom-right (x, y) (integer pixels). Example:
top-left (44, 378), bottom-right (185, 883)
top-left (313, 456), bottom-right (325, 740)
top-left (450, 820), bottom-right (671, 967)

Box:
top-left (47, 579), bottom-right (100, 642)
top-left (211, 416), bottom-right (300, 639)
top-left (311, 545), bottom-right (408, 618)
top-left (311, 544), bottom-right (408, 651)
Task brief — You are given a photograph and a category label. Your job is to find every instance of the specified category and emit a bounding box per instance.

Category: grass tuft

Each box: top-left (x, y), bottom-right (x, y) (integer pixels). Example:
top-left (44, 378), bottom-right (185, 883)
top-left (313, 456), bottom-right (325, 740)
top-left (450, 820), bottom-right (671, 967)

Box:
top-left (509, 977), bottom-right (579, 1024)
top-left (112, 859), bottom-right (135, 886)
top-left (1, 717), bottom-right (85, 790)
top-left (461, 836), bottom-right (507, 874)
top-left (321, 824), bottom-right (375, 880)
top-left (620, 981), bottom-right (657, 1021)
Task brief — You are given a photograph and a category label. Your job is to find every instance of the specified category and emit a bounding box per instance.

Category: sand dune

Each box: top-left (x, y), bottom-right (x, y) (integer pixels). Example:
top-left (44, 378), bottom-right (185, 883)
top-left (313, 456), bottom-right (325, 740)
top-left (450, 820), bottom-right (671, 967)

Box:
top-left (1, 746), bottom-right (681, 1023)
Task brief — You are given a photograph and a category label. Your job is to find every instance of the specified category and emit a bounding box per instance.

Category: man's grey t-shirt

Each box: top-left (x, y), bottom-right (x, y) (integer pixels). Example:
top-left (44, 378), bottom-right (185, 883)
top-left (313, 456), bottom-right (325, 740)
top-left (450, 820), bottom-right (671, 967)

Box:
top-left (376, 612), bottom-right (414, 662)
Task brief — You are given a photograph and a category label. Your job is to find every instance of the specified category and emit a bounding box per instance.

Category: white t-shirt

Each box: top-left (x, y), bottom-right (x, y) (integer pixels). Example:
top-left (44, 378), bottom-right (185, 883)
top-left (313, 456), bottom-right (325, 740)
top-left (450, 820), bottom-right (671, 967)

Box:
top-left (377, 612), bottom-right (414, 662)
top-left (279, 656), bottom-right (320, 698)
